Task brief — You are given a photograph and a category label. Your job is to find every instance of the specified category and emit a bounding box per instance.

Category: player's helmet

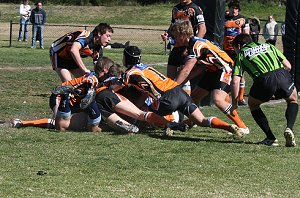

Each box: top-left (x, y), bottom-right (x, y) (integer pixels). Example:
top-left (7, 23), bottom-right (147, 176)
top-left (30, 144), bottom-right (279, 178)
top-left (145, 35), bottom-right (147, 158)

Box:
top-left (123, 46), bottom-right (141, 68)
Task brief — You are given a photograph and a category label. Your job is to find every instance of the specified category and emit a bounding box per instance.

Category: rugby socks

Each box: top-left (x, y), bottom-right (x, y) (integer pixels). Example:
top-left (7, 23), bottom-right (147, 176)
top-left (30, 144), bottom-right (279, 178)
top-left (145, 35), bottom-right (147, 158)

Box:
top-left (238, 82), bottom-right (245, 102)
top-left (21, 118), bottom-right (54, 129)
top-left (144, 112), bottom-right (168, 128)
top-left (251, 108), bottom-right (276, 140)
top-left (57, 94), bottom-right (71, 119)
top-left (87, 100), bottom-right (101, 125)
top-left (285, 103), bottom-right (299, 130)
top-left (208, 117), bottom-right (232, 132)
top-left (224, 105), bottom-right (247, 128)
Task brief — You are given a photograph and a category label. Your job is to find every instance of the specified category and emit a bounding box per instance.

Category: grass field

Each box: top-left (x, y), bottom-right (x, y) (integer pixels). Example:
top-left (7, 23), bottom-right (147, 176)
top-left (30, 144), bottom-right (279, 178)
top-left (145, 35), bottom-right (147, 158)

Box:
top-left (1, 2), bottom-right (300, 198)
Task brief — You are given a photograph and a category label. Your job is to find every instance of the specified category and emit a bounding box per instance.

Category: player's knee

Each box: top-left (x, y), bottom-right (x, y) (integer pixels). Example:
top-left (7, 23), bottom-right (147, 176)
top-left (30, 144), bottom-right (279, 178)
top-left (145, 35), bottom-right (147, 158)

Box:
top-left (183, 103), bottom-right (198, 117)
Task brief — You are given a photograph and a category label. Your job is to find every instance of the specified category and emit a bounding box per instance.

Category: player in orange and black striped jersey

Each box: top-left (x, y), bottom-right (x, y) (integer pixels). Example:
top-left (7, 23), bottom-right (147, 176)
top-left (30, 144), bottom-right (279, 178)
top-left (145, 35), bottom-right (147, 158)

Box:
top-left (172, 20), bottom-right (249, 135)
top-left (113, 46), bottom-right (243, 138)
top-left (224, 0), bottom-right (249, 105)
top-left (161, 0), bottom-right (206, 80)
top-left (50, 23), bottom-right (113, 82)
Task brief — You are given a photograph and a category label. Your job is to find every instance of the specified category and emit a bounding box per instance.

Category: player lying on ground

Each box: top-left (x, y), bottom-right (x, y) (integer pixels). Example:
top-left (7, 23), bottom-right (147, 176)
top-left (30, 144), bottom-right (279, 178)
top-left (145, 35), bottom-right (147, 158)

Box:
top-left (13, 57), bottom-right (186, 134)
top-left (231, 34), bottom-right (298, 147)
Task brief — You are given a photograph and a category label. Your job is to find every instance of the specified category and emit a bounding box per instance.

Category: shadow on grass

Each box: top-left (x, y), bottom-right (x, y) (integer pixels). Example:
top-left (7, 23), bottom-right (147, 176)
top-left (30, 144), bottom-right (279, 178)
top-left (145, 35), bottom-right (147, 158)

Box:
top-left (146, 130), bottom-right (258, 145)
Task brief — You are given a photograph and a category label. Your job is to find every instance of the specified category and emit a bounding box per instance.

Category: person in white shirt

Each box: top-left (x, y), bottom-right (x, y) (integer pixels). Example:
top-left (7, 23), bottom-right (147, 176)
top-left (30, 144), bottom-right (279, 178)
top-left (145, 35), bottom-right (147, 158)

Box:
top-left (18, 0), bottom-right (31, 42)
top-left (263, 15), bottom-right (279, 46)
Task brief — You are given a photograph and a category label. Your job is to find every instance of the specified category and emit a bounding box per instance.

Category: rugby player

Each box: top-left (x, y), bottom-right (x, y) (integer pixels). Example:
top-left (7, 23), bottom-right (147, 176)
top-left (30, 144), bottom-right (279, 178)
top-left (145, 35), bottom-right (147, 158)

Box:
top-left (172, 20), bottom-right (249, 135)
top-left (50, 23), bottom-right (113, 82)
top-left (231, 34), bottom-right (298, 147)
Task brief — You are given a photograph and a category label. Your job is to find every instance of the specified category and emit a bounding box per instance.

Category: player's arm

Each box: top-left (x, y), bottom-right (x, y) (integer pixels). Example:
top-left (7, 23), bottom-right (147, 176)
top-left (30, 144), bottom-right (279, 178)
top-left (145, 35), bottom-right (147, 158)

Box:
top-left (196, 23), bottom-right (206, 38)
top-left (282, 59), bottom-right (292, 72)
top-left (70, 42), bottom-right (90, 74)
top-left (175, 58), bottom-right (197, 85)
top-left (231, 74), bottom-right (242, 110)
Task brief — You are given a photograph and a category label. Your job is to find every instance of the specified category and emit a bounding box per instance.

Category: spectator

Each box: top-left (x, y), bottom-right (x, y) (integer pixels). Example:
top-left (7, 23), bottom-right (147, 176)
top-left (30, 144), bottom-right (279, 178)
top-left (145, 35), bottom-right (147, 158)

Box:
top-left (231, 34), bottom-right (298, 147)
top-left (30, 1), bottom-right (46, 49)
top-left (224, 0), bottom-right (250, 106)
top-left (249, 17), bottom-right (260, 42)
top-left (263, 15), bottom-right (279, 46)
top-left (18, 0), bottom-right (31, 42)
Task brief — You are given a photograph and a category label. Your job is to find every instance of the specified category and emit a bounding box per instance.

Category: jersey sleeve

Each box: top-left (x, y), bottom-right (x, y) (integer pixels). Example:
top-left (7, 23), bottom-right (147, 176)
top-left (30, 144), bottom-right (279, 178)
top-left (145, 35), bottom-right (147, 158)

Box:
top-left (194, 5), bottom-right (205, 25)
top-left (271, 45), bottom-right (286, 62)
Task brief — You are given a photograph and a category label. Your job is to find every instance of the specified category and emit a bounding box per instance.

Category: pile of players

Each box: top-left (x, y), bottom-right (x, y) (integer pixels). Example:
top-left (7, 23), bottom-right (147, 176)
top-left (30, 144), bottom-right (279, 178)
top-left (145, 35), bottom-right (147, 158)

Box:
top-left (13, 0), bottom-right (298, 147)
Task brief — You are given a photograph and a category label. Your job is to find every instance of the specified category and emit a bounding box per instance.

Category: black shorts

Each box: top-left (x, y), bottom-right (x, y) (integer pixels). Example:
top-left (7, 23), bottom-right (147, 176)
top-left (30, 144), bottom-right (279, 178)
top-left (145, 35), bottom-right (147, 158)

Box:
top-left (250, 68), bottom-right (294, 102)
top-left (50, 47), bottom-right (79, 70)
top-left (156, 86), bottom-right (196, 116)
top-left (168, 46), bottom-right (188, 67)
top-left (95, 88), bottom-right (122, 120)
top-left (196, 70), bottom-right (231, 93)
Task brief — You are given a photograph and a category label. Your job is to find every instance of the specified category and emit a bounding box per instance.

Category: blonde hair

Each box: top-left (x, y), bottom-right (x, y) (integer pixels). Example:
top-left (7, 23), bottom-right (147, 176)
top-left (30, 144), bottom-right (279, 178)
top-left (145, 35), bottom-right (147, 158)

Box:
top-left (170, 20), bottom-right (194, 38)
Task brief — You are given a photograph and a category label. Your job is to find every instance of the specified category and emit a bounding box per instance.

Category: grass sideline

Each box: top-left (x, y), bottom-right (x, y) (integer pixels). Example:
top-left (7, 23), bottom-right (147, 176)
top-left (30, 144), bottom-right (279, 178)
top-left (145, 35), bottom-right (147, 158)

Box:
top-left (1, 3), bottom-right (300, 198)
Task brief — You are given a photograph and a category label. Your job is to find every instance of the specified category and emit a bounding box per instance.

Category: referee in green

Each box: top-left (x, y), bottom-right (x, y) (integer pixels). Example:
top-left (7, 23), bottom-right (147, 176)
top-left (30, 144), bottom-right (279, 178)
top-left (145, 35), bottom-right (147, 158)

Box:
top-left (231, 34), bottom-right (298, 147)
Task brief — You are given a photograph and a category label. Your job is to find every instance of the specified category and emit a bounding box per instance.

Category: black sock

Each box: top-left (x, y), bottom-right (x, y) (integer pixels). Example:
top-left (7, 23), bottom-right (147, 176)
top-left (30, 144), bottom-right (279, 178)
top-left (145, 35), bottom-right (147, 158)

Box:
top-left (58, 94), bottom-right (70, 113)
top-left (251, 108), bottom-right (276, 140)
top-left (285, 103), bottom-right (299, 131)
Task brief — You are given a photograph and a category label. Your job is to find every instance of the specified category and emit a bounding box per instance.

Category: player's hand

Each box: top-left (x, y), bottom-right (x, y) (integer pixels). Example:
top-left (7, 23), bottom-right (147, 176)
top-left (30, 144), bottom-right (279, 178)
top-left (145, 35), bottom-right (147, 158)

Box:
top-left (84, 69), bottom-right (91, 74)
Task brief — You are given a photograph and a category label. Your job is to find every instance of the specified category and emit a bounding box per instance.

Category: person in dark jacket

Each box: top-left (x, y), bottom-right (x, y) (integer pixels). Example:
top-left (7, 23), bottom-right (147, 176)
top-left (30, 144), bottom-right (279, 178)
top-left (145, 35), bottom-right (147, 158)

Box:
top-left (30, 1), bottom-right (46, 49)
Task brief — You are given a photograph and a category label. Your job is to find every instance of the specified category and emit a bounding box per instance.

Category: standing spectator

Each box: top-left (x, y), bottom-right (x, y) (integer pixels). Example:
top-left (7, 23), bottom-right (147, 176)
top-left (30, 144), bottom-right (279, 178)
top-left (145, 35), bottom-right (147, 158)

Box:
top-left (263, 15), bottom-right (279, 46)
top-left (224, 0), bottom-right (250, 106)
top-left (281, 21), bottom-right (285, 49)
top-left (50, 23), bottom-right (113, 82)
top-left (30, 1), bottom-right (46, 49)
top-left (231, 34), bottom-right (298, 147)
top-left (18, 0), bottom-right (31, 42)
top-left (249, 17), bottom-right (260, 42)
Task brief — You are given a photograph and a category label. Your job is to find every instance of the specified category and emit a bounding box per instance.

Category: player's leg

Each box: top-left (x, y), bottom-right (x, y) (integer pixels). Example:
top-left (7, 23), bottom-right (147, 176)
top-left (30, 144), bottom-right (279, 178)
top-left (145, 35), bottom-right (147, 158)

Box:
top-left (187, 106), bottom-right (242, 139)
top-left (55, 68), bottom-right (73, 82)
top-left (113, 94), bottom-right (169, 128)
top-left (12, 118), bottom-right (54, 129)
top-left (191, 86), bottom-right (209, 106)
top-left (55, 93), bottom-right (72, 131)
top-left (212, 89), bottom-right (249, 134)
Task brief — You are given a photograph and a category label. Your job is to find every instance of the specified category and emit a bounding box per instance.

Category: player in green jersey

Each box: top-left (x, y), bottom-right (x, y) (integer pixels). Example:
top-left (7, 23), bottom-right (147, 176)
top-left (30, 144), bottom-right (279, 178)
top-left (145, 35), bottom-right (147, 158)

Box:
top-left (231, 34), bottom-right (298, 147)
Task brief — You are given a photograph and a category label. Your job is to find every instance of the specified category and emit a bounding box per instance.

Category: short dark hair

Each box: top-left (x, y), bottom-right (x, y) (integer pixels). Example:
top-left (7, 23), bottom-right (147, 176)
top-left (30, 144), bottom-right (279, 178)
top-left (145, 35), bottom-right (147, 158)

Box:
top-left (35, 1), bottom-right (42, 6)
top-left (228, 0), bottom-right (240, 11)
top-left (92, 23), bottom-right (114, 37)
top-left (233, 34), bottom-right (252, 48)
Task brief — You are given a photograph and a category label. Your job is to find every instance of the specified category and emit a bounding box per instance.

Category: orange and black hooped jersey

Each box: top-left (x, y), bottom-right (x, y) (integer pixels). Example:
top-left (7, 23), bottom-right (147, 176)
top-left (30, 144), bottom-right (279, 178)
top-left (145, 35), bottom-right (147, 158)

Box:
top-left (61, 72), bottom-right (98, 105)
top-left (122, 64), bottom-right (179, 101)
top-left (187, 37), bottom-right (234, 72)
top-left (224, 14), bottom-right (249, 51)
top-left (51, 30), bottom-right (102, 60)
top-left (171, 2), bottom-right (205, 35)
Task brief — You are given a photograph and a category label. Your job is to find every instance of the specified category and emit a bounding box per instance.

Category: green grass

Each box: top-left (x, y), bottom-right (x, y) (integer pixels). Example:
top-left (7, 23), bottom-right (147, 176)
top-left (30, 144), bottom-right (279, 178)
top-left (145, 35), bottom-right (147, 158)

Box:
top-left (1, 3), bottom-right (300, 197)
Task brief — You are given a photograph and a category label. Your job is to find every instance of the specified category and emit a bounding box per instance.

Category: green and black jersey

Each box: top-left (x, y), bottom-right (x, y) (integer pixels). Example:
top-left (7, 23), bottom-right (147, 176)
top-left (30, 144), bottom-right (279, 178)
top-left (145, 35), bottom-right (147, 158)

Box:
top-left (233, 42), bottom-right (286, 79)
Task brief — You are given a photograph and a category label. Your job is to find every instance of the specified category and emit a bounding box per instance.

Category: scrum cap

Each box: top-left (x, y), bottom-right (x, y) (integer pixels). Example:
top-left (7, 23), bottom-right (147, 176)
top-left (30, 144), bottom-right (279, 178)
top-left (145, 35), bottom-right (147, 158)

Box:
top-left (123, 46), bottom-right (141, 68)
